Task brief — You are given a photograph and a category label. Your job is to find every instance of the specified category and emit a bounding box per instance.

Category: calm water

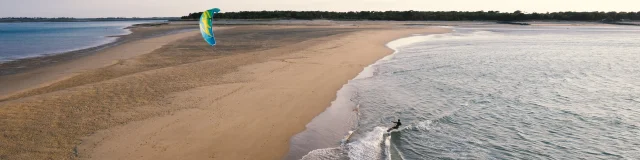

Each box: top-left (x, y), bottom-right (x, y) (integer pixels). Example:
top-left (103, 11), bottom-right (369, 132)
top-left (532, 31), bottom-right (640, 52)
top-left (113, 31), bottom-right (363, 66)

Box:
top-left (297, 26), bottom-right (640, 160)
top-left (0, 21), bottom-right (162, 62)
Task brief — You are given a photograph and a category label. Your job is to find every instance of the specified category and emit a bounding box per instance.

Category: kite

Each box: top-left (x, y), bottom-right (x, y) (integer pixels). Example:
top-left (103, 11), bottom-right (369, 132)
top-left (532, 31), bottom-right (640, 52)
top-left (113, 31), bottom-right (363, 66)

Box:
top-left (199, 8), bottom-right (220, 46)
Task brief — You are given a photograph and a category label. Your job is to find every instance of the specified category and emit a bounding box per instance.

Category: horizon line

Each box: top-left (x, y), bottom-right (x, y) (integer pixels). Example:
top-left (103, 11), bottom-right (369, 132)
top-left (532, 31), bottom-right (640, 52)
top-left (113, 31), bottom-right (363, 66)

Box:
top-left (2, 10), bottom-right (640, 18)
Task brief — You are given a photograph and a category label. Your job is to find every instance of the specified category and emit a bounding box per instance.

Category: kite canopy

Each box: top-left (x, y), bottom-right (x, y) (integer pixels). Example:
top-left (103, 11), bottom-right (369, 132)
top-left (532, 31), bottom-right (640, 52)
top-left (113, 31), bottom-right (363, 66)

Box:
top-left (199, 8), bottom-right (220, 46)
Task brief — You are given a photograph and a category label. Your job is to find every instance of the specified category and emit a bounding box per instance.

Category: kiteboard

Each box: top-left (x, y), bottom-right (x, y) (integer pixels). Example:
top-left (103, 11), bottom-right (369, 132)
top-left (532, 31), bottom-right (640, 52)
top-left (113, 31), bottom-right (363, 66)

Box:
top-left (342, 104), bottom-right (361, 144)
top-left (344, 130), bottom-right (355, 142)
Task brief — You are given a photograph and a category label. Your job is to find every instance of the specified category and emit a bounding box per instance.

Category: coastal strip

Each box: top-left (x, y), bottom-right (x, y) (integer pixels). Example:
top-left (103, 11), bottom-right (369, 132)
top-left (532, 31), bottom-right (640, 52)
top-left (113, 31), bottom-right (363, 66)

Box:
top-left (78, 26), bottom-right (450, 160)
top-left (0, 24), bottom-right (449, 159)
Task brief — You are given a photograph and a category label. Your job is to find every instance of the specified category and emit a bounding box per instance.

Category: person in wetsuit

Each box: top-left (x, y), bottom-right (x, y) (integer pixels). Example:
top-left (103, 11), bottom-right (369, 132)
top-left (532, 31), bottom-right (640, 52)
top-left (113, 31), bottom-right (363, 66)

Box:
top-left (387, 119), bottom-right (401, 132)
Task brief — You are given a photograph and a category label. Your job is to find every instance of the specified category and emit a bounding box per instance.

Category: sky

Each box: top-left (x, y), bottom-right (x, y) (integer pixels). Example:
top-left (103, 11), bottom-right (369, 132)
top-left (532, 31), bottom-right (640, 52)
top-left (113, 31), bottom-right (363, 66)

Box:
top-left (1, 0), bottom-right (638, 18)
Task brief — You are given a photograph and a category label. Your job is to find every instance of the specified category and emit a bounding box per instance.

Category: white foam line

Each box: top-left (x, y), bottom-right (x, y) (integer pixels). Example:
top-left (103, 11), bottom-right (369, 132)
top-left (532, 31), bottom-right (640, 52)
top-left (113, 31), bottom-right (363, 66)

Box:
top-left (354, 31), bottom-right (443, 80)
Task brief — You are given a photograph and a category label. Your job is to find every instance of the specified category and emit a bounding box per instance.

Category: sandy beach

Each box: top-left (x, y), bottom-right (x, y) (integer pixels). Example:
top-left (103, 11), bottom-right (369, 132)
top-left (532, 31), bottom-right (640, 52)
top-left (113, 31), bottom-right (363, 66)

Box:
top-left (0, 22), bottom-right (449, 159)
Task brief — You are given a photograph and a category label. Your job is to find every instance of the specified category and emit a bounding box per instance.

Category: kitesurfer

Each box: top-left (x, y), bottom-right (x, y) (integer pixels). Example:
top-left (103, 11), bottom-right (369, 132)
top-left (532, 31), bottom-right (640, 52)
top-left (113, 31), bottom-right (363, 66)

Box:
top-left (387, 119), bottom-right (401, 132)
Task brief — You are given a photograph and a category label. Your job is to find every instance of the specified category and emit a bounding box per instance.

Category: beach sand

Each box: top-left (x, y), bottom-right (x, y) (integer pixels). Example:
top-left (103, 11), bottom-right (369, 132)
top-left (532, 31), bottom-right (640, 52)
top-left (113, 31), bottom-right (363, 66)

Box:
top-left (0, 22), bottom-right (449, 159)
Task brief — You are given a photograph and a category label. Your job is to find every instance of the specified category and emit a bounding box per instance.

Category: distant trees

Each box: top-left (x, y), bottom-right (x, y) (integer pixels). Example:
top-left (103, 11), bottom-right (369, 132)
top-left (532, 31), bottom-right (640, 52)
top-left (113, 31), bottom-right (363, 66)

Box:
top-left (0, 17), bottom-right (77, 22)
top-left (181, 10), bottom-right (640, 21)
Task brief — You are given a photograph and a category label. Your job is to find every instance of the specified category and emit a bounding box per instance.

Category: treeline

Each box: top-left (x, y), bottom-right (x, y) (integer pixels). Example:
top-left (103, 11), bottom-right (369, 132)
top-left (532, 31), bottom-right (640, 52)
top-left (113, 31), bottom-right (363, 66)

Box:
top-left (0, 17), bottom-right (76, 22)
top-left (181, 10), bottom-right (640, 21)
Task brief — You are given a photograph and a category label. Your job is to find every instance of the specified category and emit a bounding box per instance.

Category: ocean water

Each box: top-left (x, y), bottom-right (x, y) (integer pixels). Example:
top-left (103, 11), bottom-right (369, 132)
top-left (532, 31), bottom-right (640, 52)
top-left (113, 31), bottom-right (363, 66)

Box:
top-left (0, 21), bottom-right (162, 62)
top-left (295, 25), bottom-right (640, 160)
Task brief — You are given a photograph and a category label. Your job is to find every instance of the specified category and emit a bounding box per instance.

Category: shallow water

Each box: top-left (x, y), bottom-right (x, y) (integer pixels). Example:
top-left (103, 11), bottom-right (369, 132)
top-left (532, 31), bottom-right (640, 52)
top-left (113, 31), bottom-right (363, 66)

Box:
top-left (297, 25), bottom-right (640, 159)
top-left (0, 21), bottom-right (162, 62)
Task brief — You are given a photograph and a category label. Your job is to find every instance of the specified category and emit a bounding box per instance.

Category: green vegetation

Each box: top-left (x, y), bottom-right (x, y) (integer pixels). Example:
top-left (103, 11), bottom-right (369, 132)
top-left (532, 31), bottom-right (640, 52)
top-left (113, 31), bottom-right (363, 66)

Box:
top-left (181, 10), bottom-right (640, 21)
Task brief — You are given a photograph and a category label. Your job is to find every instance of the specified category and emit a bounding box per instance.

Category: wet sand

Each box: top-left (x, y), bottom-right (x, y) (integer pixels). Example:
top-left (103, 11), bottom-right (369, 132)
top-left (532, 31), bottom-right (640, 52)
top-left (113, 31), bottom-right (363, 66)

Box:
top-left (0, 22), bottom-right (449, 159)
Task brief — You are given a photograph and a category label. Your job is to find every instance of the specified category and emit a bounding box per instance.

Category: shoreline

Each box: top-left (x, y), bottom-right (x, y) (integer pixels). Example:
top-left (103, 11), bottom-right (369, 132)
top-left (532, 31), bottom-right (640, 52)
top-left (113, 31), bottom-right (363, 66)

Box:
top-left (0, 22), bottom-right (201, 99)
top-left (77, 27), bottom-right (451, 160)
top-left (286, 30), bottom-right (450, 160)
top-left (0, 23), bottom-right (449, 159)
top-left (0, 22), bottom-right (195, 76)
